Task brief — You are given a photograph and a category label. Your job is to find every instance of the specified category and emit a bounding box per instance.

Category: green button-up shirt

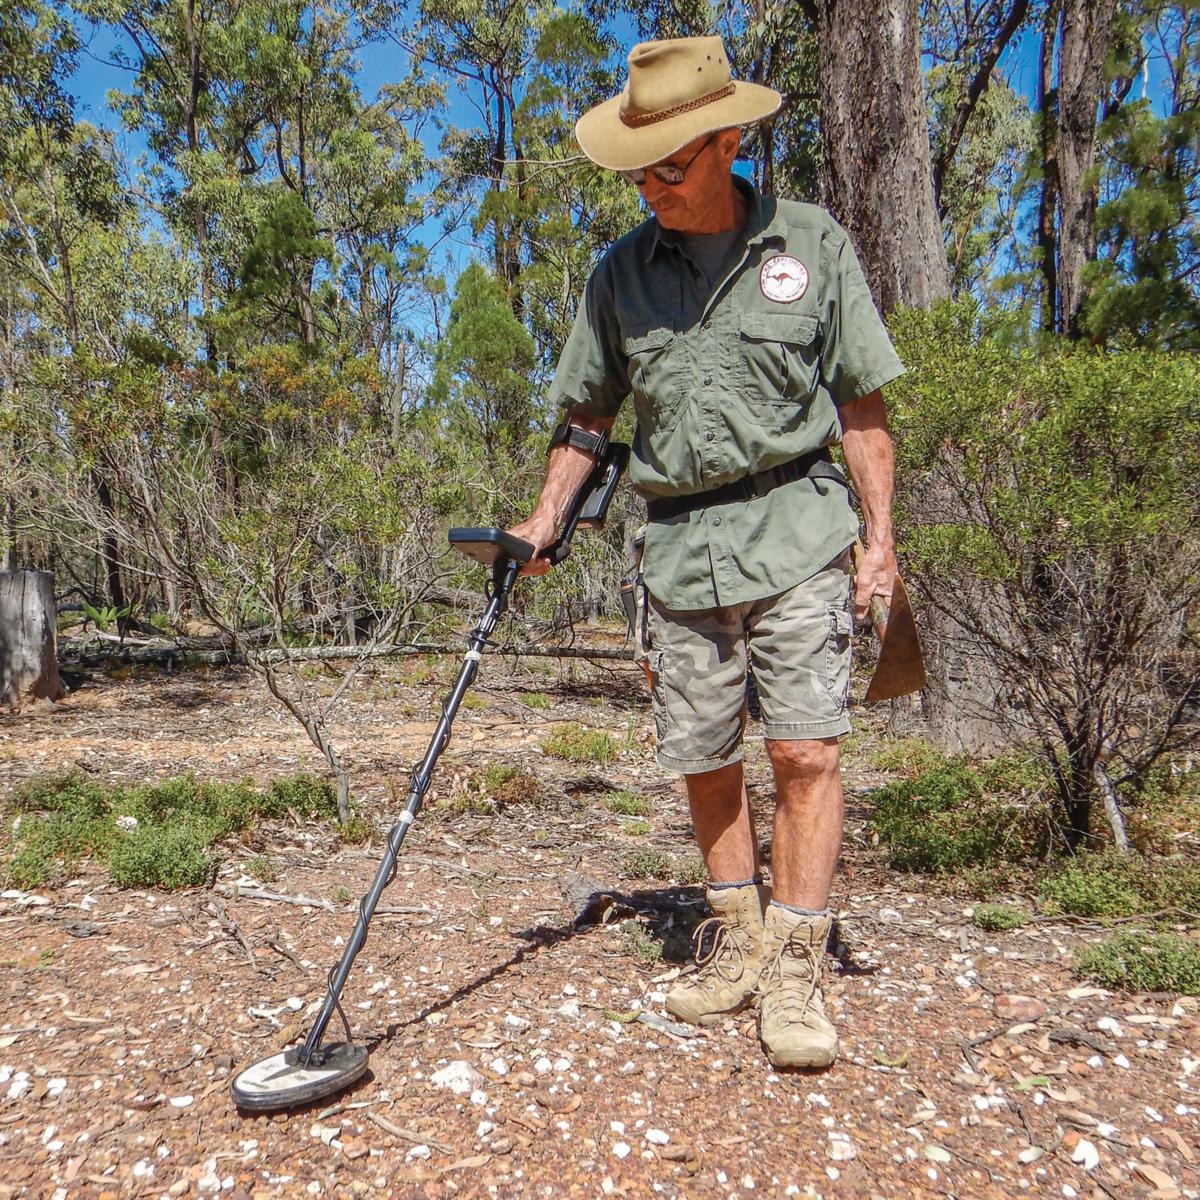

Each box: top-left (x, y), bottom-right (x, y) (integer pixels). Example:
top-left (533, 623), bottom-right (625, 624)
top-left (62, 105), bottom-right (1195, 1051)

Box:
top-left (548, 178), bottom-right (905, 610)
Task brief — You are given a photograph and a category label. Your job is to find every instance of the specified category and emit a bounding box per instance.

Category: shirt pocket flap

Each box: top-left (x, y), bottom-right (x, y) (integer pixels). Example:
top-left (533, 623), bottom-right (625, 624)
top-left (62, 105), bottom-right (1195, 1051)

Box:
top-left (623, 328), bottom-right (674, 356)
top-left (740, 312), bottom-right (818, 346)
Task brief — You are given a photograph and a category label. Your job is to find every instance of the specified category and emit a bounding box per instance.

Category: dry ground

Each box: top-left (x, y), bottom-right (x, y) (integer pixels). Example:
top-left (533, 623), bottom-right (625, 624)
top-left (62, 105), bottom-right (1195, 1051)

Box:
top-left (0, 648), bottom-right (1197, 1200)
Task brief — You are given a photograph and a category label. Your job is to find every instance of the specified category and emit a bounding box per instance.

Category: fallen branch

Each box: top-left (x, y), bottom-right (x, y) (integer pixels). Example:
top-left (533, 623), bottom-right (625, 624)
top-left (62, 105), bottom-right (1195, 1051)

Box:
top-left (367, 1110), bottom-right (455, 1154)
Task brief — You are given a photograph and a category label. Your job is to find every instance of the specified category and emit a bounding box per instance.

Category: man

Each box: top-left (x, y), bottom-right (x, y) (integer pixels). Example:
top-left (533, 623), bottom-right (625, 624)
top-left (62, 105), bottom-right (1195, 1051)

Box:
top-left (510, 36), bottom-right (902, 1069)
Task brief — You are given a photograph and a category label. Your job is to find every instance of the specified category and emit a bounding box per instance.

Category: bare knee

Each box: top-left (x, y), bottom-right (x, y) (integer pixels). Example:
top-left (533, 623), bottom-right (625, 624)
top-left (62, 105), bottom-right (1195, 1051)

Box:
top-left (766, 737), bottom-right (840, 784)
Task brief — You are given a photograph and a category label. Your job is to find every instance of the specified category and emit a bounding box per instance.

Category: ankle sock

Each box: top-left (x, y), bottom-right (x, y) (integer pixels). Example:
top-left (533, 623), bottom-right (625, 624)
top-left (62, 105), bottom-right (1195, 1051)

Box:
top-left (770, 899), bottom-right (830, 918)
top-left (709, 876), bottom-right (763, 890)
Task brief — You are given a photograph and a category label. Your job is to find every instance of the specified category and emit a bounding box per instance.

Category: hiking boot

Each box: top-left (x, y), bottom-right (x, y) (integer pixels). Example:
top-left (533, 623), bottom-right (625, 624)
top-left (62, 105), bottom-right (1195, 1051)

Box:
top-left (665, 883), bottom-right (769, 1026)
top-left (757, 904), bottom-right (837, 1068)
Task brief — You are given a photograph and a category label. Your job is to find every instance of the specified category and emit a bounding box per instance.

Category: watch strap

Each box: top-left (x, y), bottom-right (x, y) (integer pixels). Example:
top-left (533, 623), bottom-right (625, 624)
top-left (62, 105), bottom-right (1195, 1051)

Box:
top-left (548, 421), bottom-right (609, 459)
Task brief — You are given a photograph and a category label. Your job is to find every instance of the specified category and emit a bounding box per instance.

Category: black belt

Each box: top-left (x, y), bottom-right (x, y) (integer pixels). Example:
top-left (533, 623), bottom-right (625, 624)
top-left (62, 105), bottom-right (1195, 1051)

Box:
top-left (645, 448), bottom-right (844, 522)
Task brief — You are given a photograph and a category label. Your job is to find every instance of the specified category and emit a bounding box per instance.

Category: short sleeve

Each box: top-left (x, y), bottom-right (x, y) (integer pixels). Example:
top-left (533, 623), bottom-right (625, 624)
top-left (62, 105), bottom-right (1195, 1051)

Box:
top-left (546, 259), bottom-right (629, 420)
top-left (818, 225), bottom-right (906, 406)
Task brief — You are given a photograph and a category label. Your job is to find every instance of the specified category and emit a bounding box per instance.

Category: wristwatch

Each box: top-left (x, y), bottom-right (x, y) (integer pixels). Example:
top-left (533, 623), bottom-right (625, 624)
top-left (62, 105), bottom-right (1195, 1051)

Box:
top-left (548, 420), bottom-right (609, 459)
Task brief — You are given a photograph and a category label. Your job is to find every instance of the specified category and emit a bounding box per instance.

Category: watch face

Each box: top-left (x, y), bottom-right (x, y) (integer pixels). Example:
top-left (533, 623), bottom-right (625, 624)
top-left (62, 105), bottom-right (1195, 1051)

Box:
top-left (760, 255), bottom-right (809, 303)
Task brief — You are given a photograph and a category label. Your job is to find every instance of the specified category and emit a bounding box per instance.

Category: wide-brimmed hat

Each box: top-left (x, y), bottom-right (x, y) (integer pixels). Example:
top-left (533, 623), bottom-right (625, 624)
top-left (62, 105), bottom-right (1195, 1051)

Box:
top-left (575, 37), bottom-right (782, 172)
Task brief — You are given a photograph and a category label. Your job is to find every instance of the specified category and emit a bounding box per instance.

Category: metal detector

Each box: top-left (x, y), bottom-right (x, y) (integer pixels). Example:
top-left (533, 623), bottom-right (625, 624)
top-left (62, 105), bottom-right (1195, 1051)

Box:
top-left (230, 441), bottom-right (630, 1112)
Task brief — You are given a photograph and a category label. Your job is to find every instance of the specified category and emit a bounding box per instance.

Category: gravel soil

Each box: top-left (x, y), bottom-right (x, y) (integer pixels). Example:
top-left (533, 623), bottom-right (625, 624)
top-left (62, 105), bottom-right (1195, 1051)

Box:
top-left (0, 651), bottom-right (1197, 1200)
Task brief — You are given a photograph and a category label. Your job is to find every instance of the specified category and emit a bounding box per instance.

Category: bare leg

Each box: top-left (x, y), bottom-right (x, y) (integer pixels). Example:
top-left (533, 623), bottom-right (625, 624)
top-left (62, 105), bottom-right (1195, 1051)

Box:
top-left (765, 737), bottom-right (843, 909)
top-left (684, 762), bottom-right (759, 883)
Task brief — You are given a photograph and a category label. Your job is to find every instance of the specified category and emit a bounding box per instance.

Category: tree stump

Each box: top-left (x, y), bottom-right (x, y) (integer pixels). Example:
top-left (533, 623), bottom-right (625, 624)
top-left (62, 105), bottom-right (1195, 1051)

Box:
top-left (0, 570), bottom-right (66, 708)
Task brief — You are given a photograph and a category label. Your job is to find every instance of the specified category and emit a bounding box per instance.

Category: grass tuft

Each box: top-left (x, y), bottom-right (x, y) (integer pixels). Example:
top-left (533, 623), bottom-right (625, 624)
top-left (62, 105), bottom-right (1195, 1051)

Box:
top-left (541, 723), bottom-right (618, 766)
top-left (602, 790), bottom-right (650, 817)
top-left (620, 848), bottom-right (672, 879)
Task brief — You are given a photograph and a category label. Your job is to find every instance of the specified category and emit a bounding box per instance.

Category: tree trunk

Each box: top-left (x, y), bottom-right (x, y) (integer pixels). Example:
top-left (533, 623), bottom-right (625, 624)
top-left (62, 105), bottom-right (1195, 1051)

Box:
top-left (0, 570), bottom-right (66, 708)
top-left (818, 0), bottom-right (950, 313)
top-left (1037, 6), bottom-right (1061, 335)
top-left (1056, 0), bottom-right (1117, 335)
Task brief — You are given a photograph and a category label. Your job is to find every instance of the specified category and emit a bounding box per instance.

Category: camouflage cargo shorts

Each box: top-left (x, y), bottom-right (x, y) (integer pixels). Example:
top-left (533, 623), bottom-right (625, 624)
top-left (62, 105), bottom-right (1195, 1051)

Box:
top-left (640, 548), bottom-right (853, 774)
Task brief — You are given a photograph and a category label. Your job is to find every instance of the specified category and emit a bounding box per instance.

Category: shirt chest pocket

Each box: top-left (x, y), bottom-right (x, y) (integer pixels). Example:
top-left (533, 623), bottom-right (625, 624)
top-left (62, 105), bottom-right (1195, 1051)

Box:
top-left (737, 312), bottom-right (820, 415)
top-left (623, 328), bottom-right (687, 431)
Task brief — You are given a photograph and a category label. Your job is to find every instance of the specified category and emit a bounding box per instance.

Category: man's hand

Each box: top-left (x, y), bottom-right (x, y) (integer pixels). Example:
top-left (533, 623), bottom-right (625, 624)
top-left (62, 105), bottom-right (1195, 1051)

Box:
top-left (506, 513), bottom-right (557, 577)
top-left (507, 414), bottom-right (617, 577)
top-left (854, 538), bottom-right (898, 628)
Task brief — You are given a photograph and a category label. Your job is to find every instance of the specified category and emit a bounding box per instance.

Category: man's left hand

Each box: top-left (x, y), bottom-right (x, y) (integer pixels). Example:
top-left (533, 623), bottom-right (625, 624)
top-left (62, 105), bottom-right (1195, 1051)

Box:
top-left (854, 539), bottom-right (898, 629)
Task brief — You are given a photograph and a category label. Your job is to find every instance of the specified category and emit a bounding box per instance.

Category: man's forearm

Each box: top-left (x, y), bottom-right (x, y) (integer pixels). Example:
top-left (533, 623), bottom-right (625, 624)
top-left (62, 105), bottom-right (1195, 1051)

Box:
top-left (529, 413), bottom-right (618, 530)
top-left (838, 389), bottom-right (894, 547)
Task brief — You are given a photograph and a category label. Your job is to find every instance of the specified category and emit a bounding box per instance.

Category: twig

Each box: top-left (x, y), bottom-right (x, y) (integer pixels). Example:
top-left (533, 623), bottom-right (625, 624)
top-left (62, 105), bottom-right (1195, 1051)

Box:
top-left (213, 884), bottom-right (334, 911)
top-left (960, 1025), bottom-right (1014, 1071)
top-left (366, 1110), bottom-right (454, 1154)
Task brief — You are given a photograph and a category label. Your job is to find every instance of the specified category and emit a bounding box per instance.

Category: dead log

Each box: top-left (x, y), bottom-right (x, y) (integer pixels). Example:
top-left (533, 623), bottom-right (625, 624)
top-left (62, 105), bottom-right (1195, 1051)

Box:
top-left (0, 570), bottom-right (67, 708)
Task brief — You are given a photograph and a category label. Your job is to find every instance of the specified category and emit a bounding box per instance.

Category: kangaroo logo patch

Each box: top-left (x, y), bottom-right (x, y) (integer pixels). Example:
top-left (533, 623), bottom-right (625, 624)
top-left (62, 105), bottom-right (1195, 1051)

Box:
top-left (759, 254), bottom-right (809, 303)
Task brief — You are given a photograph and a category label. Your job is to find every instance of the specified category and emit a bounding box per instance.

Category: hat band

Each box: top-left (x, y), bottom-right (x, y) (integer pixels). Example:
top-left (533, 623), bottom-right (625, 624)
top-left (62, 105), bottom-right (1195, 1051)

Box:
top-left (620, 82), bottom-right (736, 129)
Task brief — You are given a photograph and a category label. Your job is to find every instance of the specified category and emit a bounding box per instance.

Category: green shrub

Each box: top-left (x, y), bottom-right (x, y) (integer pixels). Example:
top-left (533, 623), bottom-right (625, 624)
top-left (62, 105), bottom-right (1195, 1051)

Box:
top-left (8, 772), bottom-right (113, 819)
top-left (107, 824), bottom-right (214, 890)
top-left (622, 819), bottom-right (652, 836)
top-left (619, 920), bottom-right (663, 963)
top-left (337, 816), bottom-right (374, 845)
top-left (522, 692), bottom-right (551, 710)
top-left (3, 770), bottom-right (344, 890)
top-left (479, 764), bottom-right (540, 806)
top-left (1038, 851), bottom-right (1200, 919)
top-left (869, 764), bottom-right (1027, 873)
top-left (245, 855), bottom-right (281, 883)
top-left (972, 903), bottom-right (1029, 931)
top-left (1074, 930), bottom-right (1200, 994)
top-left (869, 739), bottom-right (954, 778)
top-left (262, 773), bottom-right (339, 821)
top-left (674, 855), bottom-right (709, 886)
top-left (603, 790), bottom-right (650, 817)
top-left (541, 723), bottom-right (618, 766)
top-left (620, 849), bottom-right (672, 879)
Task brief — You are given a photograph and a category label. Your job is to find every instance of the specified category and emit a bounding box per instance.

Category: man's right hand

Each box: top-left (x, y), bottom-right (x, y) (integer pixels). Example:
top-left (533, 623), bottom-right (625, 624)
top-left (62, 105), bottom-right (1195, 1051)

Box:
top-left (506, 512), bottom-right (557, 576)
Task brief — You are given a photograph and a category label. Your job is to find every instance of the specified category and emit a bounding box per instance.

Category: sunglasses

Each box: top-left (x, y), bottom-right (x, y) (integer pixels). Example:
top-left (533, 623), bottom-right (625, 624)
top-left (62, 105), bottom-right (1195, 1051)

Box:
top-left (619, 135), bottom-right (713, 186)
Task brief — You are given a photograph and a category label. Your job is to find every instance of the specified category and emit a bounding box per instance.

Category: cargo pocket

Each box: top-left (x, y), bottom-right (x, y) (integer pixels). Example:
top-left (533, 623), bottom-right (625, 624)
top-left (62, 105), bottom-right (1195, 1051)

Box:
top-left (738, 312), bottom-right (819, 417)
top-left (824, 603), bottom-right (852, 707)
top-left (624, 328), bottom-right (685, 431)
top-left (647, 648), bottom-right (668, 744)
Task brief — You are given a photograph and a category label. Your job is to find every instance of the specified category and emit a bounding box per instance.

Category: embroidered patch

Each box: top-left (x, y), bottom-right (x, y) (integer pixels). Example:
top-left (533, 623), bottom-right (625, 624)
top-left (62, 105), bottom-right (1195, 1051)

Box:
top-left (759, 254), bottom-right (809, 303)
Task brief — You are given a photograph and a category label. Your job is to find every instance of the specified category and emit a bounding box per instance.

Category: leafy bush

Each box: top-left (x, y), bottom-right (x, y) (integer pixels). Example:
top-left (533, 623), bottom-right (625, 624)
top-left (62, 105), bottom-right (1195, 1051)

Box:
top-left (1038, 851), bottom-right (1200, 919)
top-left (869, 763), bottom-right (1028, 873)
top-left (603, 790), bottom-right (650, 817)
top-left (3, 770), bottom-right (344, 890)
top-left (869, 739), bottom-right (954, 779)
top-left (1074, 930), bottom-right (1200, 994)
top-left (479, 764), bottom-right (539, 807)
top-left (107, 824), bottom-right (214, 890)
top-left (336, 816), bottom-right (374, 845)
top-left (620, 849), bottom-right (673, 879)
top-left (245, 856), bottom-right (281, 883)
top-left (619, 920), bottom-right (664, 963)
top-left (972, 903), bottom-right (1029, 931)
top-left (674, 855), bottom-right (709, 886)
top-left (541, 723), bottom-right (618, 766)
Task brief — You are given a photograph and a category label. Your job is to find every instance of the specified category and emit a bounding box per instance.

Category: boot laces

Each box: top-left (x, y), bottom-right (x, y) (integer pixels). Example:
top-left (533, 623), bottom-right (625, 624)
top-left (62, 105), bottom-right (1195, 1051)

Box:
top-left (690, 915), bottom-right (747, 986)
top-left (759, 927), bottom-right (822, 1019)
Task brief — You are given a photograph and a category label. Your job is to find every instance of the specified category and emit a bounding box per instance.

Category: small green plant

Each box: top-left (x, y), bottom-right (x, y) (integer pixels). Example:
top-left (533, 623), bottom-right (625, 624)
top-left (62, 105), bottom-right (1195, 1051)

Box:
top-left (620, 848), bottom-right (672, 879)
top-left (869, 764), bottom-right (1028, 873)
top-left (461, 692), bottom-right (489, 711)
top-left (674, 855), bottom-right (709, 886)
top-left (619, 920), bottom-right (663, 963)
top-left (479, 764), bottom-right (539, 807)
top-left (337, 816), bottom-right (373, 845)
top-left (1074, 929), bottom-right (1200, 994)
top-left (603, 790), bottom-right (650, 817)
top-left (869, 738), bottom-right (955, 778)
top-left (245, 856), bottom-right (281, 883)
top-left (261, 774), bottom-right (339, 821)
top-left (622, 819), bottom-right (651, 836)
top-left (541, 723), bottom-right (618, 766)
top-left (522, 692), bottom-right (552, 710)
top-left (972, 903), bottom-right (1028, 931)
top-left (331, 886), bottom-right (352, 904)
top-left (82, 600), bottom-right (131, 634)
top-left (1038, 851), bottom-right (1200, 920)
